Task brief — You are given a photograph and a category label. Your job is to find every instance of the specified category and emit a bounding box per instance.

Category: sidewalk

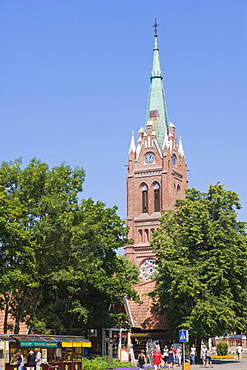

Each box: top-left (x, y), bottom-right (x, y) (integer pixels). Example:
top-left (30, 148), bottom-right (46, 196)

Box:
top-left (189, 356), bottom-right (247, 370)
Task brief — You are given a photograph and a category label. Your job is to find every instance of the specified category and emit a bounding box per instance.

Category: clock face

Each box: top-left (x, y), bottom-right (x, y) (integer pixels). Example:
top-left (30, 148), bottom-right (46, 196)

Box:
top-left (140, 259), bottom-right (157, 280)
top-left (145, 153), bottom-right (154, 163)
top-left (172, 154), bottom-right (177, 165)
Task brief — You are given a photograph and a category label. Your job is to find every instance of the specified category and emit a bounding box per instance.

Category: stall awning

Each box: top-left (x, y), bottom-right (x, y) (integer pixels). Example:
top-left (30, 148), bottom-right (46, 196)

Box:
top-left (130, 331), bottom-right (171, 339)
top-left (11, 335), bottom-right (58, 347)
top-left (61, 339), bottom-right (91, 348)
top-left (0, 336), bottom-right (15, 342)
top-left (6, 335), bottom-right (91, 348)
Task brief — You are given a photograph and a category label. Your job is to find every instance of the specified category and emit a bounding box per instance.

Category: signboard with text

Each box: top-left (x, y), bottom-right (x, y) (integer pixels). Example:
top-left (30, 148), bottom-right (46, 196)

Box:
top-left (20, 342), bottom-right (57, 347)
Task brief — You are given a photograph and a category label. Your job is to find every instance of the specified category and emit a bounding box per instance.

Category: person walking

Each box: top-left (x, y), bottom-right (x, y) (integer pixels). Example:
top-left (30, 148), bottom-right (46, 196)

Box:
top-left (205, 347), bottom-right (213, 368)
top-left (237, 345), bottom-right (242, 360)
top-left (34, 348), bottom-right (41, 370)
top-left (26, 351), bottom-right (36, 370)
top-left (163, 345), bottom-right (169, 366)
top-left (17, 350), bottom-right (24, 370)
top-left (190, 344), bottom-right (197, 365)
top-left (201, 344), bottom-right (207, 367)
top-left (176, 345), bottom-right (182, 366)
top-left (167, 348), bottom-right (175, 369)
top-left (137, 350), bottom-right (146, 369)
top-left (152, 349), bottom-right (163, 370)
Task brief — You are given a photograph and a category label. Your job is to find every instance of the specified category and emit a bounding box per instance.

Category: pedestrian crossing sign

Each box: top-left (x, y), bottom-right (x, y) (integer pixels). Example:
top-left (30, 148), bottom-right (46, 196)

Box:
top-left (179, 330), bottom-right (189, 342)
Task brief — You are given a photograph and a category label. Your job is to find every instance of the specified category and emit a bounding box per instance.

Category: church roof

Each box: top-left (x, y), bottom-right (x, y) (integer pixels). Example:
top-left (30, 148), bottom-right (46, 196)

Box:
top-left (125, 280), bottom-right (166, 330)
top-left (145, 32), bottom-right (169, 149)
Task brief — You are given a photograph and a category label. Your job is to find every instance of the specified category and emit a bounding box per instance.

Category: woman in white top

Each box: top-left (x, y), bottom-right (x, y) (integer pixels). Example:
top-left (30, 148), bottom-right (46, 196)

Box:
top-left (190, 344), bottom-right (196, 365)
top-left (163, 345), bottom-right (169, 365)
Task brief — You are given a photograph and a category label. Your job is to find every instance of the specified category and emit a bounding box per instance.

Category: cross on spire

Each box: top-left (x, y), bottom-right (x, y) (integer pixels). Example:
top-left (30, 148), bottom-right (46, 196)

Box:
top-left (153, 19), bottom-right (159, 36)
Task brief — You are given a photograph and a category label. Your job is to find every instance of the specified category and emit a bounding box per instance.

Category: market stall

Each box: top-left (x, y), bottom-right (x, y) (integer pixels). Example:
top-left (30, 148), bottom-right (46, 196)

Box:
top-left (0, 335), bottom-right (91, 370)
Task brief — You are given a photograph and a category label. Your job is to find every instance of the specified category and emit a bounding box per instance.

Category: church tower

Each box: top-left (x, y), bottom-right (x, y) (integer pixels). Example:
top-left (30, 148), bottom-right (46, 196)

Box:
top-left (124, 23), bottom-right (188, 280)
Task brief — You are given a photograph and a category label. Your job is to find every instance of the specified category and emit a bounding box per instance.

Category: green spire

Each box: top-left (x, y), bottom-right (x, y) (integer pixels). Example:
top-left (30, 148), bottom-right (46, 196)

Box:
top-left (145, 30), bottom-right (169, 148)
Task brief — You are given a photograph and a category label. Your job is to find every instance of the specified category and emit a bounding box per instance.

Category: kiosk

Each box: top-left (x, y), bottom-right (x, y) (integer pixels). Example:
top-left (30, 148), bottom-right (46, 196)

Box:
top-left (0, 335), bottom-right (91, 370)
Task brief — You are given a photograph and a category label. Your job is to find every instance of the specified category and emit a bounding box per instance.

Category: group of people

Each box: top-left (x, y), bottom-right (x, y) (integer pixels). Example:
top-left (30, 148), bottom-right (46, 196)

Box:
top-left (190, 344), bottom-right (213, 367)
top-left (137, 343), bottom-right (215, 369)
top-left (15, 348), bottom-right (42, 370)
top-left (163, 345), bottom-right (182, 368)
top-left (137, 345), bottom-right (182, 370)
top-left (200, 344), bottom-right (213, 368)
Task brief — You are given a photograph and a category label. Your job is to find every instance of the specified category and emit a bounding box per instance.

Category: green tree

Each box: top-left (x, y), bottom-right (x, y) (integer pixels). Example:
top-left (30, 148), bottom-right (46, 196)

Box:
top-left (0, 187), bottom-right (35, 333)
top-left (0, 158), bottom-right (138, 333)
top-left (0, 158), bottom-right (85, 332)
top-left (33, 199), bottom-right (138, 333)
top-left (151, 184), bottom-right (247, 346)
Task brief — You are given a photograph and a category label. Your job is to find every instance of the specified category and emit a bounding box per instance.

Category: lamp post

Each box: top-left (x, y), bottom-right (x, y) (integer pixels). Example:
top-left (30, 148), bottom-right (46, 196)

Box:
top-left (109, 328), bottom-right (113, 368)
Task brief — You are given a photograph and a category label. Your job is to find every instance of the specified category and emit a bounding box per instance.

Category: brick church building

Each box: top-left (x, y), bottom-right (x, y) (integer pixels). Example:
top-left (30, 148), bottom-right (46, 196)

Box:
top-left (124, 23), bottom-right (188, 342)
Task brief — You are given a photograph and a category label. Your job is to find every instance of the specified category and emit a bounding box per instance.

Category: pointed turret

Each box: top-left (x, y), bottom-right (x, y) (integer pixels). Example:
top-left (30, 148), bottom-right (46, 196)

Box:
top-left (128, 131), bottom-right (136, 154)
top-left (178, 136), bottom-right (185, 157)
top-left (145, 23), bottom-right (169, 149)
top-left (162, 126), bottom-right (169, 149)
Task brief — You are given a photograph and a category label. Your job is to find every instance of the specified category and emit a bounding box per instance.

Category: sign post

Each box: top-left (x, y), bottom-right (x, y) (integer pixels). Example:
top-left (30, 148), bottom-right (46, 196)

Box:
top-left (179, 330), bottom-right (189, 368)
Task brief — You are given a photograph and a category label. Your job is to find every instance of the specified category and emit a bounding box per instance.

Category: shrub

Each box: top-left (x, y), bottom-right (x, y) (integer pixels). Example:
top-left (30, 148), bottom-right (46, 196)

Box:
top-left (216, 342), bottom-right (228, 356)
top-left (82, 356), bottom-right (136, 370)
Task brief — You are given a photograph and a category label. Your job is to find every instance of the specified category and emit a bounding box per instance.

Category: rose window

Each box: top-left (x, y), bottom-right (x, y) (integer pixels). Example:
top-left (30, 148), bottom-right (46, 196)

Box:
top-left (140, 259), bottom-right (157, 280)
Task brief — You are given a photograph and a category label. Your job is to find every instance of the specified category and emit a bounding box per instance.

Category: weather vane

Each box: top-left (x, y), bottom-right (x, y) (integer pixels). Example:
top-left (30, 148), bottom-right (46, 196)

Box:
top-left (153, 19), bottom-right (159, 36)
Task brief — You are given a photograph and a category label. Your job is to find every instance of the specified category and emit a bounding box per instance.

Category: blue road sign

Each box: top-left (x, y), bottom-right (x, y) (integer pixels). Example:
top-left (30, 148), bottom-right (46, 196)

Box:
top-left (179, 330), bottom-right (189, 342)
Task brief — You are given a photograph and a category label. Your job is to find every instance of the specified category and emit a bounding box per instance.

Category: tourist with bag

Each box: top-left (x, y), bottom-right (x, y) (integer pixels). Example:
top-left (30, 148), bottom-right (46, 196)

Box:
top-left (137, 350), bottom-right (146, 369)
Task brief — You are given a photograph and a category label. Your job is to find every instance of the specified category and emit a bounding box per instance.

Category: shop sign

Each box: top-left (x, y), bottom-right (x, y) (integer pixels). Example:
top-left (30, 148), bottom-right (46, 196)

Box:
top-left (20, 342), bottom-right (58, 347)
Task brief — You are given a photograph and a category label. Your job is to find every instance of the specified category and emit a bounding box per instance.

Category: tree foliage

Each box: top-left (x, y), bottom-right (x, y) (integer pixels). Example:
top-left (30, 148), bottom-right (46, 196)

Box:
top-left (0, 158), bottom-right (138, 333)
top-left (34, 200), bottom-right (138, 332)
top-left (151, 184), bottom-right (247, 342)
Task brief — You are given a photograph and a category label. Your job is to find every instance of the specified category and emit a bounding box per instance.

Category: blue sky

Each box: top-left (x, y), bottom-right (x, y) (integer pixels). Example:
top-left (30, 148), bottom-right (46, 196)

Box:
top-left (1, 0), bottom-right (247, 225)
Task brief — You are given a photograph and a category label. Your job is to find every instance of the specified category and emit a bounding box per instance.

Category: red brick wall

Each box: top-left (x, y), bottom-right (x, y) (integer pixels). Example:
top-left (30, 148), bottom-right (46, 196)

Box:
top-left (125, 122), bottom-right (188, 269)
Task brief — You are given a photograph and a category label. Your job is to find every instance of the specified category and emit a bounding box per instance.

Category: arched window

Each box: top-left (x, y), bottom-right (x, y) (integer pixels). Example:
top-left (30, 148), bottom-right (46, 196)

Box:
top-left (144, 229), bottom-right (149, 242)
top-left (139, 229), bottom-right (143, 243)
top-left (142, 184), bottom-right (148, 213)
top-left (154, 183), bottom-right (160, 212)
top-left (177, 184), bottom-right (181, 198)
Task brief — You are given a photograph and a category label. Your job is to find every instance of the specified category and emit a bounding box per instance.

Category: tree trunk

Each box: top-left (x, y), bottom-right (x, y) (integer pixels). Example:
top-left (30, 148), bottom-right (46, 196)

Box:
top-left (67, 319), bottom-right (74, 335)
top-left (3, 293), bottom-right (12, 334)
top-left (14, 318), bottom-right (20, 334)
top-left (14, 309), bottom-right (20, 334)
top-left (3, 304), bottom-right (9, 333)
top-left (195, 336), bottom-right (201, 365)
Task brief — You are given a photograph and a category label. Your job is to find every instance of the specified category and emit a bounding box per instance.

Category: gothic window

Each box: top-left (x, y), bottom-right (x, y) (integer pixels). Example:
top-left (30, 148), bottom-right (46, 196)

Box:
top-left (154, 183), bottom-right (160, 212)
top-left (177, 184), bottom-right (181, 198)
top-left (142, 184), bottom-right (148, 213)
